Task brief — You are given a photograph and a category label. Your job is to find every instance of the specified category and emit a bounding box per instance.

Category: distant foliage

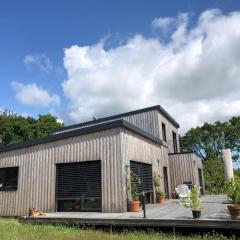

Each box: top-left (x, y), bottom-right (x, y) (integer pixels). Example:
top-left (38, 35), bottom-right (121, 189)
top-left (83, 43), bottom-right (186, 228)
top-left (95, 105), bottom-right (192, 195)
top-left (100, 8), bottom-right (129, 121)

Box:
top-left (180, 116), bottom-right (240, 194)
top-left (0, 110), bottom-right (64, 145)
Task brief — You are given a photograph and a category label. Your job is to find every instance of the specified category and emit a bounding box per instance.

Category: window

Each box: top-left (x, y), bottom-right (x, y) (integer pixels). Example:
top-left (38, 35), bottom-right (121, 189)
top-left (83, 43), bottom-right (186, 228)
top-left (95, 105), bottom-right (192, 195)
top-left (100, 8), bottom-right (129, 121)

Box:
top-left (56, 161), bottom-right (102, 212)
top-left (0, 167), bottom-right (19, 191)
top-left (172, 131), bottom-right (178, 153)
top-left (162, 123), bottom-right (167, 141)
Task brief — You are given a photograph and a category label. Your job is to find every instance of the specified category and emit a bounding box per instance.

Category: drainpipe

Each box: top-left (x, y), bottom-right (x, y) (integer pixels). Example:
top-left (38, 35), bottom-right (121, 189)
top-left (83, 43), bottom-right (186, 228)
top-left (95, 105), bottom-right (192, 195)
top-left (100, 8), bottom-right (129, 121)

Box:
top-left (222, 149), bottom-right (234, 182)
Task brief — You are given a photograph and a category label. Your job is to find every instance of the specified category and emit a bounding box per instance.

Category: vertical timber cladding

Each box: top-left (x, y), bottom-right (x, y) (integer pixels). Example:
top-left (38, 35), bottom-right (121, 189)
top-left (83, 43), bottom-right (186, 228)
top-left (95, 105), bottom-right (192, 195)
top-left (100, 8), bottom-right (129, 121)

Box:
top-left (130, 161), bottom-right (153, 203)
top-left (56, 160), bottom-right (102, 212)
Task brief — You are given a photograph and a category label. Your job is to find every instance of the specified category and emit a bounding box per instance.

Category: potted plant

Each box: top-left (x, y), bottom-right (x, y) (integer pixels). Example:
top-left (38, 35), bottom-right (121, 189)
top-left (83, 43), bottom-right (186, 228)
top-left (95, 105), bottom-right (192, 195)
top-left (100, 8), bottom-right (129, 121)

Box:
top-left (184, 187), bottom-right (202, 219)
top-left (154, 173), bottom-right (165, 203)
top-left (226, 178), bottom-right (240, 220)
top-left (129, 171), bottom-right (140, 212)
top-left (157, 191), bottom-right (165, 204)
top-left (125, 165), bottom-right (140, 212)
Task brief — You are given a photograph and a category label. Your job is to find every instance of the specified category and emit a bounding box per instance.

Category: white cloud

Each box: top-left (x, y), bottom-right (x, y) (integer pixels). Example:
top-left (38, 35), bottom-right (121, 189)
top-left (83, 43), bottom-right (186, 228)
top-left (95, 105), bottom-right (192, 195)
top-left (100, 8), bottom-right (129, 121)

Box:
top-left (61, 9), bottom-right (240, 133)
top-left (152, 17), bottom-right (175, 30)
top-left (24, 54), bottom-right (53, 73)
top-left (12, 81), bottom-right (60, 107)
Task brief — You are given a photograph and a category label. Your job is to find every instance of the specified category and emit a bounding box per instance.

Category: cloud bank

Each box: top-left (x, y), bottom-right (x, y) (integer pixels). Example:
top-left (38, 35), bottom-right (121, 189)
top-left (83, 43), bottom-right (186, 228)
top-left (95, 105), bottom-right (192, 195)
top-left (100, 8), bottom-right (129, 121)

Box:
top-left (12, 81), bottom-right (60, 107)
top-left (61, 9), bottom-right (240, 133)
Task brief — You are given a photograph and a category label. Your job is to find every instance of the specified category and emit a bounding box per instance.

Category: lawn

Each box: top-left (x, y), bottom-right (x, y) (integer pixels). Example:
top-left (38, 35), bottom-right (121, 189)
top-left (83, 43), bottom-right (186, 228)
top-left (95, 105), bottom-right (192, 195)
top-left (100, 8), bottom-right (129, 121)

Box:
top-left (0, 218), bottom-right (237, 240)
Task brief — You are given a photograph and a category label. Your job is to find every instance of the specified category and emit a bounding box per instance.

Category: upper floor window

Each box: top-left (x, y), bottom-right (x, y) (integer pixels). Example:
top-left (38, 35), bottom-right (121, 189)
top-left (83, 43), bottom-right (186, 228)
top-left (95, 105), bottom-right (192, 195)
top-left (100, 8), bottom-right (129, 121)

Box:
top-left (172, 131), bottom-right (178, 153)
top-left (0, 167), bottom-right (19, 191)
top-left (162, 123), bottom-right (167, 142)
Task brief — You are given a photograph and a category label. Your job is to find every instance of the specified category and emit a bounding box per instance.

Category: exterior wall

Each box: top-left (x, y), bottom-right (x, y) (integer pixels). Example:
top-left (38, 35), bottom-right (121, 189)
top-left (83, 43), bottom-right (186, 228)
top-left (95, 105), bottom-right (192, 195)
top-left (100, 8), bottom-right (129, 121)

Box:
top-left (120, 129), bottom-right (170, 212)
top-left (157, 112), bottom-right (180, 153)
top-left (53, 108), bottom-right (181, 154)
top-left (168, 153), bottom-right (204, 195)
top-left (0, 128), bottom-right (124, 216)
top-left (54, 110), bottom-right (161, 140)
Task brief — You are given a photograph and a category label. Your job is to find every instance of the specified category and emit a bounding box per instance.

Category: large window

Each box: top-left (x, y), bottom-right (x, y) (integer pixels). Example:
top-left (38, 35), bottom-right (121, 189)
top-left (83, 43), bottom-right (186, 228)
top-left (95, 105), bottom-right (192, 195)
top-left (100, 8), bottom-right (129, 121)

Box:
top-left (0, 167), bottom-right (19, 191)
top-left (56, 161), bottom-right (102, 212)
top-left (162, 123), bottom-right (167, 142)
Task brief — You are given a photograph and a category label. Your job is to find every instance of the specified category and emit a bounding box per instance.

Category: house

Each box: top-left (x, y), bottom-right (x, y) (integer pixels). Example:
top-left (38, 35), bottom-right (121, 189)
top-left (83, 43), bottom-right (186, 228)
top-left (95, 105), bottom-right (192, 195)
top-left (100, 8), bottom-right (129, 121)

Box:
top-left (0, 105), bottom-right (204, 216)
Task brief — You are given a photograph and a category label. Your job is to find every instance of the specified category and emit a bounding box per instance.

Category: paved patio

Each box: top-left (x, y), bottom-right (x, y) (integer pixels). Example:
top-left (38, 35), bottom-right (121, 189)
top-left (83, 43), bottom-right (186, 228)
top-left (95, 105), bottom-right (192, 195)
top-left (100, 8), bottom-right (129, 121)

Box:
top-left (39, 195), bottom-right (231, 220)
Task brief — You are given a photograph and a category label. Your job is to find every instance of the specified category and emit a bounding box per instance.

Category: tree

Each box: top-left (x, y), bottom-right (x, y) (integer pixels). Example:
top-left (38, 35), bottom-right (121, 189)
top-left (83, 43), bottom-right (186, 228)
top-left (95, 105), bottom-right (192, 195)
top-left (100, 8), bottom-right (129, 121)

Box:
top-left (0, 110), bottom-right (64, 145)
top-left (203, 160), bottom-right (225, 194)
top-left (32, 114), bottom-right (63, 138)
top-left (180, 116), bottom-right (240, 194)
top-left (180, 117), bottom-right (240, 162)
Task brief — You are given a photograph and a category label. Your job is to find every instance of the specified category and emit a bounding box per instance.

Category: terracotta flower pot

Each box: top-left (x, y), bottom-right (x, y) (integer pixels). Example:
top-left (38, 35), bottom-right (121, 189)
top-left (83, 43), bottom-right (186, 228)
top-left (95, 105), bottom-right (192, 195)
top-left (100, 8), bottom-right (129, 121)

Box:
top-left (156, 196), bottom-right (165, 203)
top-left (228, 205), bottom-right (240, 220)
top-left (129, 200), bottom-right (140, 212)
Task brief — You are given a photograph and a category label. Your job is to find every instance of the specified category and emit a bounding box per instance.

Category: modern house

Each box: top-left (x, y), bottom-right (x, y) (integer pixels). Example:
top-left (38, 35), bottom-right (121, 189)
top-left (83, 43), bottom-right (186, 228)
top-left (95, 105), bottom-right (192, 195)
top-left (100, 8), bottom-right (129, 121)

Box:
top-left (0, 105), bottom-right (204, 216)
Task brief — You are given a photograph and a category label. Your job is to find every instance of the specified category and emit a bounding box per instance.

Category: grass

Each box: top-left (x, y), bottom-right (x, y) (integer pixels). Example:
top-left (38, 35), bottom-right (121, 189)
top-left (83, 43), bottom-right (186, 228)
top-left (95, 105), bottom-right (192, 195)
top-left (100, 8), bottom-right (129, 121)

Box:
top-left (0, 218), bottom-right (237, 240)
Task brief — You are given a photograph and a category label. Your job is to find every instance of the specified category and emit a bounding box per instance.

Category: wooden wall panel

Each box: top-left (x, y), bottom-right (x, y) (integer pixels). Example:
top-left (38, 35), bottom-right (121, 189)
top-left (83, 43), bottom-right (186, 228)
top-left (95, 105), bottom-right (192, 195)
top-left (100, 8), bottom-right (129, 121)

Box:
top-left (54, 110), bottom-right (161, 140)
top-left (0, 128), bottom-right (123, 216)
top-left (120, 129), bottom-right (170, 212)
top-left (53, 108), bottom-right (181, 155)
top-left (168, 153), bottom-right (204, 195)
top-left (157, 112), bottom-right (180, 153)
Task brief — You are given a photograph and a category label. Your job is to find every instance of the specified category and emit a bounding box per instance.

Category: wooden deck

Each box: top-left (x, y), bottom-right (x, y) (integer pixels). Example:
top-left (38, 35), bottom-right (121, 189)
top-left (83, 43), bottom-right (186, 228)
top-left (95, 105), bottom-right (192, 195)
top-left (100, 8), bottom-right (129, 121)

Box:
top-left (20, 195), bottom-right (240, 230)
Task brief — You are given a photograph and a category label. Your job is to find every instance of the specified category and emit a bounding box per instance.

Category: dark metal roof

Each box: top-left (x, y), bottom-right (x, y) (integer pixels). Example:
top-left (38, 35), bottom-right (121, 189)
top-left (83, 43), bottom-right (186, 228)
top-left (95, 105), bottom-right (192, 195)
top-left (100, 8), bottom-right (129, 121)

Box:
top-left (53, 105), bottom-right (180, 134)
top-left (0, 120), bottom-right (163, 153)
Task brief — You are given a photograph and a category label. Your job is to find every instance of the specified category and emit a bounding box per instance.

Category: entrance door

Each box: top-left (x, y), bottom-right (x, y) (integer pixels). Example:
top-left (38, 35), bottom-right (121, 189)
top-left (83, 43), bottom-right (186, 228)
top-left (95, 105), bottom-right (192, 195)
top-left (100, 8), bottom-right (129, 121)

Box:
top-left (198, 168), bottom-right (204, 195)
top-left (56, 160), bottom-right (102, 212)
top-left (163, 167), bottom-right (169, 199)
top-left (130, 161), bottom-right (153, 203)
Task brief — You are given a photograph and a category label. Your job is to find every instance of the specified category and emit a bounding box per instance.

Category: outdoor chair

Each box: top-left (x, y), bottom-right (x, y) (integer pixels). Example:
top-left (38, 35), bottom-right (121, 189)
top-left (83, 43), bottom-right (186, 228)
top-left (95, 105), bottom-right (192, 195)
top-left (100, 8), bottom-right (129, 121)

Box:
top-left (175, 184), bottom-right (191, 205)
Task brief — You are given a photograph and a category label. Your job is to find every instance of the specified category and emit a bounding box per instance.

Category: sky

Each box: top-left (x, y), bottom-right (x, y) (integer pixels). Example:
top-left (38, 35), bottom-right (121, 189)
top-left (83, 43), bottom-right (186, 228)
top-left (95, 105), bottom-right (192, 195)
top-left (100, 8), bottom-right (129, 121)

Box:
top-left (1, 0), bottom-right (240, 134)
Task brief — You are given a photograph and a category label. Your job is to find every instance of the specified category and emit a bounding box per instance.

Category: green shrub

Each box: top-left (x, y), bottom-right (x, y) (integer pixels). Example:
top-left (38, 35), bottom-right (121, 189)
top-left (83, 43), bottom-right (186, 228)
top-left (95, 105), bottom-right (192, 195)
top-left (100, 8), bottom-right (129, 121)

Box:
top-left (153, 173), bottom-right (165, 198)
top-left (130, 171), bottom-right (140, 201)
top-left (184, 187), bottom-right (202, 211)
top-left (235, 192), bottom-right (240, 205)
top-left (225, 178), bottom-right (240, 204)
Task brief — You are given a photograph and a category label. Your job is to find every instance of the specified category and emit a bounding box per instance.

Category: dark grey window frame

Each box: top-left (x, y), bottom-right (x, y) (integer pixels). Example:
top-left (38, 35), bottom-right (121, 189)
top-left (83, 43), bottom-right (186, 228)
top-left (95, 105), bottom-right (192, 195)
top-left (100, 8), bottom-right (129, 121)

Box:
top-left (0, 167), bottom-right (19, 191)
top-left (162, 123), bottom-right (167, 142)
top-left (172, 131), bottom-right (178, 153)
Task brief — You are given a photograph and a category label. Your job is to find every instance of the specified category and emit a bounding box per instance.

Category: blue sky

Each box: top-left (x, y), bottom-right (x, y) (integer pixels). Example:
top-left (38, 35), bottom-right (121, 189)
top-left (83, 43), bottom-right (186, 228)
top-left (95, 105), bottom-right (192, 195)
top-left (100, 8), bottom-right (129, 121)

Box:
top-left (1, 0), bottom-right (240, 134)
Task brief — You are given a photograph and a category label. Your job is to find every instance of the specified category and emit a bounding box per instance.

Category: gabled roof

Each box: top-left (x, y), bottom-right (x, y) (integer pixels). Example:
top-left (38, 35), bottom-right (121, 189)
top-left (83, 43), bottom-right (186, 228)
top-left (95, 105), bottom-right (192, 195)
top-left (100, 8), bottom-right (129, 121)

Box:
top-left (53, 105), bottom-right (180, 134)
top-left (0, 120), bottom-right (163, 153)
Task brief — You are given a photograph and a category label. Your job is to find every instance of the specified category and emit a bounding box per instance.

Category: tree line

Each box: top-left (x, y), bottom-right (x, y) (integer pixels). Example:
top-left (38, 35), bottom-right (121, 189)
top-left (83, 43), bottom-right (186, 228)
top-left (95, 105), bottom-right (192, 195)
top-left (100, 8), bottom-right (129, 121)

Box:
top-left (0, 110), bottom-right (63, 145)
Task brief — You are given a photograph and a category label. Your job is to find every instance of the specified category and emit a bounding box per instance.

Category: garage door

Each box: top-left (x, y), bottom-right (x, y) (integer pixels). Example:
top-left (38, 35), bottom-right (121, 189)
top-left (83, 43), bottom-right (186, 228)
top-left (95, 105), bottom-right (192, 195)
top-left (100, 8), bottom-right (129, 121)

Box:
top-left (130, 161), bottom-right (153, 202)
top-left (56, 160), bottom-right (101, 212)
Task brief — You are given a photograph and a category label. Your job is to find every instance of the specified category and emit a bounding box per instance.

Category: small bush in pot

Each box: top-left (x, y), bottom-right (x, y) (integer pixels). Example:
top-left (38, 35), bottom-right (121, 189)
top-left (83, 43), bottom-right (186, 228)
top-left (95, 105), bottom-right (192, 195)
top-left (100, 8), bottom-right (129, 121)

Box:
top-left (184, 187), bottom-right (202, 219)
top-left (157, 191), bottom-right (165, 203)
top-left (154, 173), bottom-right (165, 203)
top-left (129, 171), bottom-right (140, 212)
top-left (225, 178), bottom-right (240, 220)
top-left (125, 165), bottom-right (140, 212)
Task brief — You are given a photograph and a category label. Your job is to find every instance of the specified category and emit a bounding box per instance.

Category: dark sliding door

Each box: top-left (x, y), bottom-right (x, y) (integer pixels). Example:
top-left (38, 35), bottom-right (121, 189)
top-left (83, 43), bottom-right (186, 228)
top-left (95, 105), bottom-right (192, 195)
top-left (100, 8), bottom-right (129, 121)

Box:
top-left (130, 161), bottom-right (153, 203)
top-left (56, 160), bottom-right (102, 212)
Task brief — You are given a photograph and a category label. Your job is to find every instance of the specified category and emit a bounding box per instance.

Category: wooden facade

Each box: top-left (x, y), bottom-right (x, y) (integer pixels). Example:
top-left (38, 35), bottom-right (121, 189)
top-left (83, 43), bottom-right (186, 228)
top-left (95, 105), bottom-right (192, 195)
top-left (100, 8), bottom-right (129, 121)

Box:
top-left (168, 153), bottom-right (204, 195)
top-left (0, 105), bottom-right (203, 216)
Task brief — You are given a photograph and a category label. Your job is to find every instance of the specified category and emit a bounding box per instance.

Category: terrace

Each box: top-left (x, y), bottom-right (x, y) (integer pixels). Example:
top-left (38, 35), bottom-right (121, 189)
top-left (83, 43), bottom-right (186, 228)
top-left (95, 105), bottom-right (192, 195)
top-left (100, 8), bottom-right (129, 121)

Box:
top-left (21, 195), bottom-right (240, 230)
